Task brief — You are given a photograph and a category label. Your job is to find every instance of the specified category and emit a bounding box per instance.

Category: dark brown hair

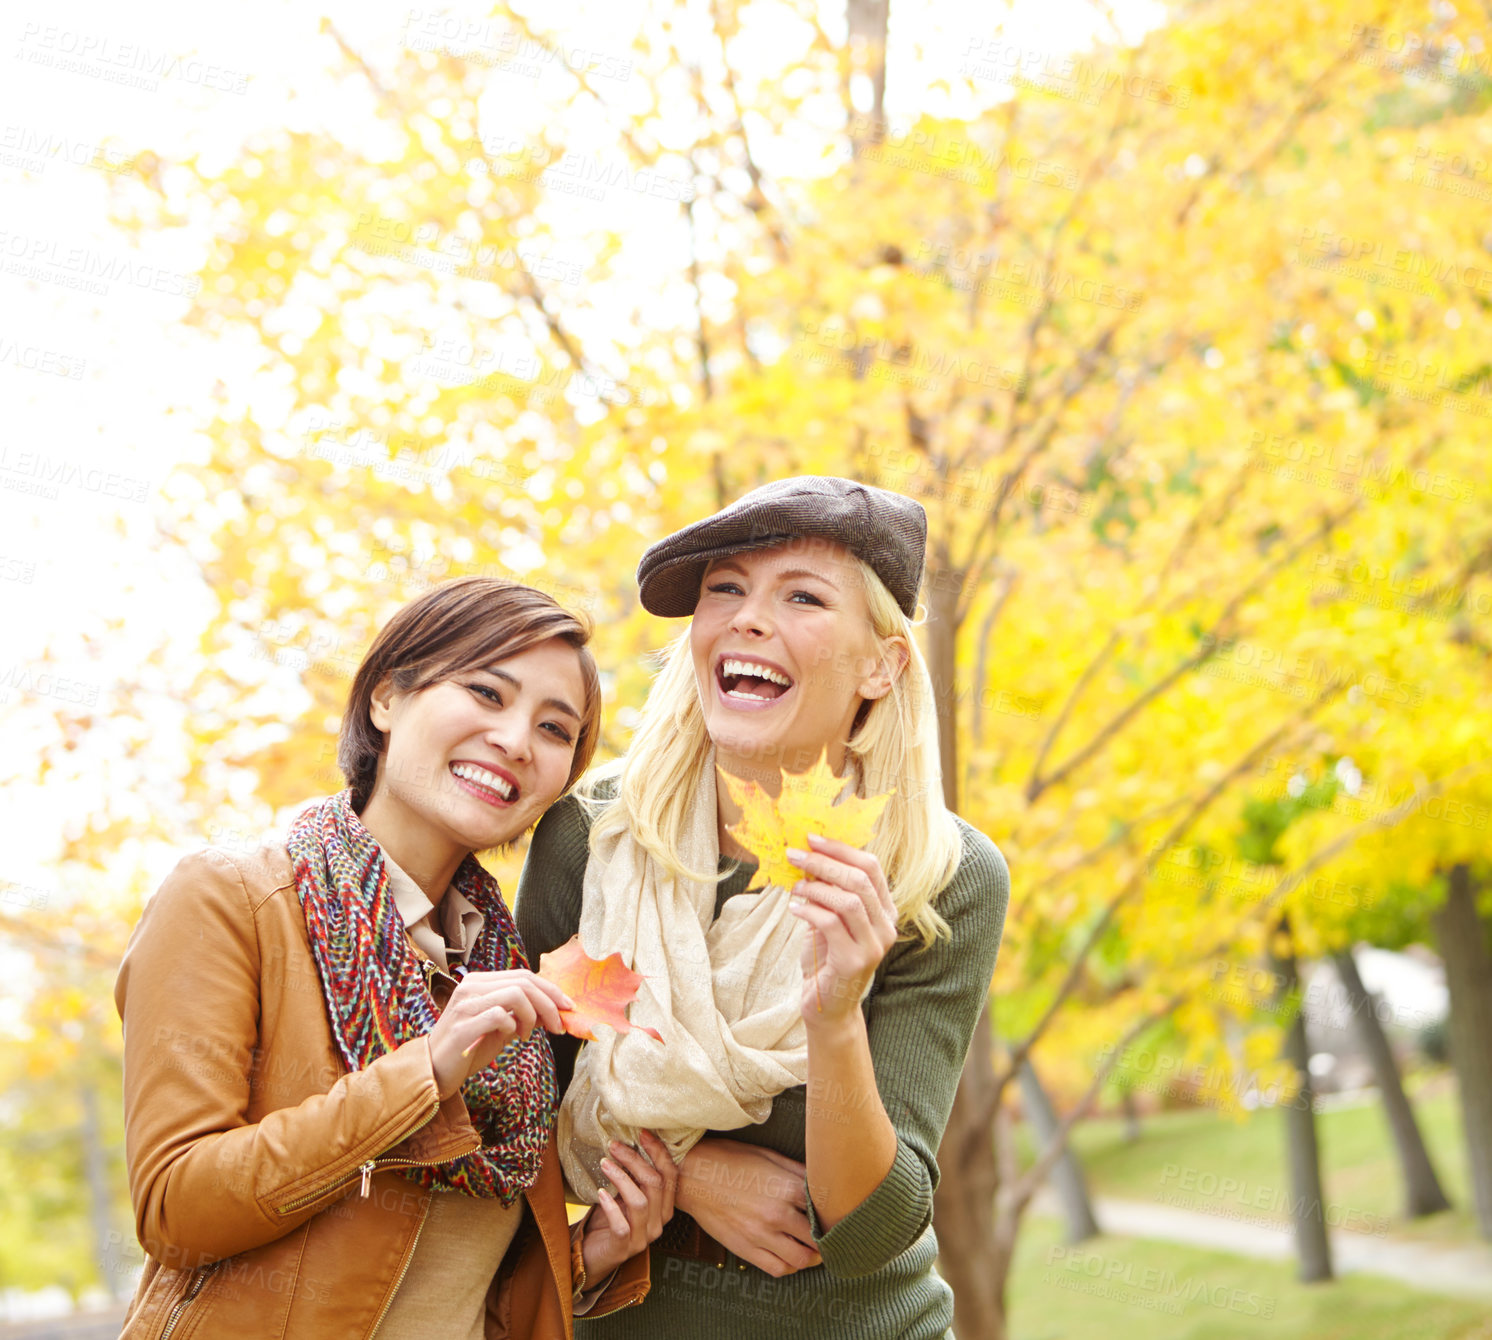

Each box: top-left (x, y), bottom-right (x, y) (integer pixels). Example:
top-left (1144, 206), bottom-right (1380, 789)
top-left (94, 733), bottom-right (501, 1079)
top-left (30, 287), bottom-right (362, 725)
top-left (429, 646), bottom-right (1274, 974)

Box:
top-left (338, 577), bottom-right (602, 811)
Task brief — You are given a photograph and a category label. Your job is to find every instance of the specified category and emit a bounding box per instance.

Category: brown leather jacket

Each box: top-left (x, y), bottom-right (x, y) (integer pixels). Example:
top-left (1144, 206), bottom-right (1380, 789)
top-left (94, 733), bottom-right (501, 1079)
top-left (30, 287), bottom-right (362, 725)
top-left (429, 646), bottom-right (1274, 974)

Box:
top-left (114, 841), bottom-right (649, 1339)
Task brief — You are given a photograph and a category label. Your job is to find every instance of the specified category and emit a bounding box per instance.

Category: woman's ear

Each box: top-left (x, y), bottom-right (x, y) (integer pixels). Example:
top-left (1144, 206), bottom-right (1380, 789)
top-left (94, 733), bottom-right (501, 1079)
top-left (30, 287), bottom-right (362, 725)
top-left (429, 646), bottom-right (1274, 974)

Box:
top-left (368, 673), bottom-right (397, 733)
top-left (859, 635), bottom-right (910, 702)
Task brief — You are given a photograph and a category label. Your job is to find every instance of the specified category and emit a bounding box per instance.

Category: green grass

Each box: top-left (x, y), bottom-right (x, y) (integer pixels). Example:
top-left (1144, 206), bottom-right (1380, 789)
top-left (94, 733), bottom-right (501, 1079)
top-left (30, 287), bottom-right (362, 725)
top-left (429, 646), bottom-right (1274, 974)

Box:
top-left (1020, 1076), bottom-right (1480, 1243)
top-left (1007, 1215), bottom-right (1492, 1340)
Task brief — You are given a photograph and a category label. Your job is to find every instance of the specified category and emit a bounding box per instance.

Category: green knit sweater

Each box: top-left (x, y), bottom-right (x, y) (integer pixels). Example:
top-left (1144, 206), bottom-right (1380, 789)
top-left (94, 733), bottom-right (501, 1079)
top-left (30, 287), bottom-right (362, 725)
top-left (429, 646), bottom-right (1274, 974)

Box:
top-left (514, 781), bottom-right (1009, 1340)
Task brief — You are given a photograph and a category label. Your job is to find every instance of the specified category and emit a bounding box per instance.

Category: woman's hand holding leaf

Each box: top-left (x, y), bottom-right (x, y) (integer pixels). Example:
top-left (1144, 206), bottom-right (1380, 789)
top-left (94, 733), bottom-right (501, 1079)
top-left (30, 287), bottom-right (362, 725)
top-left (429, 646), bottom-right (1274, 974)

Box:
top-left (786, 834), bottom-right (898, 1028)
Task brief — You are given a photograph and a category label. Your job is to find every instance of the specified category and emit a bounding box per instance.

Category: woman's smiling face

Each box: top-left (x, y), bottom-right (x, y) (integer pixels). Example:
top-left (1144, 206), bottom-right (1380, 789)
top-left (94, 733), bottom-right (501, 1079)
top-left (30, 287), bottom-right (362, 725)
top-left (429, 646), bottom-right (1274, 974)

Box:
top-left (689, 540), bottom-right (902, 776)
top-left (366, 636), bottom-right (587, 857)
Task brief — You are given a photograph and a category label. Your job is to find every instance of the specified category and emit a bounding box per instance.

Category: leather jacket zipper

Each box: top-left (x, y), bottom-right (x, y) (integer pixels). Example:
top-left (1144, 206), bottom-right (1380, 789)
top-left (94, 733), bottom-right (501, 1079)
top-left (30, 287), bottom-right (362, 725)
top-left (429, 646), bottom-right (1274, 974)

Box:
top-left (261, 1100), bottom-right (478, 1336)
top-left (367, 1192), bottom-right (432, 1339)
top-left (357, 1147), bottom-right (475, 1192)
top-left (364, 1148), bottom-right (482, 1337)
top-left (273, 1097), bottom-right (450, 1214)
top-left (275, 1130), bottom-right (479, 1214)
top-left (158, 1261), bottom-right (218, 1340)
top-left (275, 1160), bottom-right (376, 1214)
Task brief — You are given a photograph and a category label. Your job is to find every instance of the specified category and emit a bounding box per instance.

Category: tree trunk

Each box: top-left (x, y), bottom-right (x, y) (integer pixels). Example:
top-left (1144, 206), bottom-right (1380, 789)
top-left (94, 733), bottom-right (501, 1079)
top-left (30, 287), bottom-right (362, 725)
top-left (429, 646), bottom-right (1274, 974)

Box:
top-left (934, 997), bottom-right (1007, 1340)
top-left (1018, 1058), bottom-right (1100, 1242)
top-left (926, 560), bottom-right (1009, 1337)
top-left (925, 563), bottom-right (960, 811)
top-left (1433, 863), bottom-right (1492, 1239)
top-left (81, 1085), bottom-right (122, 1300)
top-left (845, 0), bottom-right (889, 147)
top-left (1271, 915), bottom-right (1334, 1281)
top-left (1331, 947), bottom-right (1452, 1217)
top-left (1121, 1087), bottom-right (1142, 1143)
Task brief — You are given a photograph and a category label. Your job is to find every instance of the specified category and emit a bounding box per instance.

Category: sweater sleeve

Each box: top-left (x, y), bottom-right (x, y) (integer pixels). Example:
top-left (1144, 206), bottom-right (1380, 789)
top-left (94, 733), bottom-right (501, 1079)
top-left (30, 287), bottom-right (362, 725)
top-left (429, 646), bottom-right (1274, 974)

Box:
top-left (804, 820), bottom-right (1010, 1278)
top-left (513, 792), bottom-right (597, 1097)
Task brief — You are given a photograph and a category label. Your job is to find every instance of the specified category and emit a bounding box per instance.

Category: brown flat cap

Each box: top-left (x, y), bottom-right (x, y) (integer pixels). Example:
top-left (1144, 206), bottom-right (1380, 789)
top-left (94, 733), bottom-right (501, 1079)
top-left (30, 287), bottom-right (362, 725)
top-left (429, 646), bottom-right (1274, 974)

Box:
top-left (637, 475), bottom-right (927, 617)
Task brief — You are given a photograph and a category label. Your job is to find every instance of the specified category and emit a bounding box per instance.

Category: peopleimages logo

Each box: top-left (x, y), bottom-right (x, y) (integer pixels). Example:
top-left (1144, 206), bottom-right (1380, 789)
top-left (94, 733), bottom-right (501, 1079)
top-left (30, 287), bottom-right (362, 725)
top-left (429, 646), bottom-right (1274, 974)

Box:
top-left (401, 12), bottom-right (633, 83)
top-left (957, 39), bottom-right (1191, 107)
top-left (912, 240), bottom-right (1142, 312)
top-left (0, 123), bottom-right (136, 176)
top-left (0, 447), bottom-right (150, 503)
top-left (796, 320), bottom-right (1030, 392)
top-left (1043, 1246), bottom-right (1274, 1318)
top-left (15, 23), bottom-right (250, 94)
top-left (1294, 226), bottom-right (1492, 297)
top-left (0, 335), bottom-right (85, 380)
top-left (1156, 1164), bottom-right (1390, 1235)
top-left (0, 230), bottom-right (201, 298)
top-left (0, 664), bottom-right (101, 707)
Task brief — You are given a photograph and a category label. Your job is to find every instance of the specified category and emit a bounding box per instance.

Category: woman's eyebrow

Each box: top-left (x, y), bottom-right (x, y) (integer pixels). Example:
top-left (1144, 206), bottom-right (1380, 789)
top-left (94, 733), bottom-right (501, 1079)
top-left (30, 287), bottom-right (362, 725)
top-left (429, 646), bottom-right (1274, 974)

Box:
top-left (773, 567), bottom-right (838, 586)
top-left (706, 560), bottom-right (838, 587)
top-left (478, 666), bottom-right (581, 720)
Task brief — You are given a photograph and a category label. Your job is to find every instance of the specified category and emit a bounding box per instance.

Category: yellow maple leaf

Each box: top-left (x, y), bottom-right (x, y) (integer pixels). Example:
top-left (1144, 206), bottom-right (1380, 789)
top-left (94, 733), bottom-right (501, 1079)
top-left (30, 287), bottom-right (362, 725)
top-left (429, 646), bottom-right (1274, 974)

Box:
top-left (719, 747), bottom-right (894, 889)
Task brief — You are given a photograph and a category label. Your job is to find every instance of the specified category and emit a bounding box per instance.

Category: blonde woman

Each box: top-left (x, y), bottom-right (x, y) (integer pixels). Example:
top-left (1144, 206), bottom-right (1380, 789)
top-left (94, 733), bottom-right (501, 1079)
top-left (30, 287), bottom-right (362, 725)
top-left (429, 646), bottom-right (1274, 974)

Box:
top-left (516, 477), bottom-right (1010, 1336)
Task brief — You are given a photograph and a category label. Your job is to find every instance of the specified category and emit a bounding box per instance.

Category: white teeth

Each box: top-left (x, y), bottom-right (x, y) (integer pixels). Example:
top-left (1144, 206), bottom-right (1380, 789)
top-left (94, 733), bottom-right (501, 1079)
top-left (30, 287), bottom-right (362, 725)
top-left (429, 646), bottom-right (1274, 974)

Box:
top-left (451, 763), bottom-right (514, 799)
top-left (720, 658), bottom-right (792, 687)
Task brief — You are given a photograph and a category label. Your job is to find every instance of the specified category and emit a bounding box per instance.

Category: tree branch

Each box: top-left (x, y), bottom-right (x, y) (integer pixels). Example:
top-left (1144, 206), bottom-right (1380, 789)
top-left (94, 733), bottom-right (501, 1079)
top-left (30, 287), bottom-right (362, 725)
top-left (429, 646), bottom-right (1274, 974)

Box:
top-left (997, 686), bottom-right (1340, 1099)
top-left (0, 912), bottom-right (122, 970)
top-left (323, 18), bottom-right (596, 381)
top-left (1239, 762), bottom-right (1489, 932)
top-left (1027, 495), bottom-right (1358, 801)
top-left (500, 8), bottom-right (654, 165)
top-left (709, 0), bottom-right (791, 263)
top-left (1174, 12), bottom-right (1381, 225)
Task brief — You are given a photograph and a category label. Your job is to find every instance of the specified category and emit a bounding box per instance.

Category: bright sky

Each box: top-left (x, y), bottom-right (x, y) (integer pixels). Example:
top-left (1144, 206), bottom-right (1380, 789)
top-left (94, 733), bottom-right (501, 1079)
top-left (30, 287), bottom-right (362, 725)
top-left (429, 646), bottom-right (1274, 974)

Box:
top-left (0, 0), bottom-right (1165, 904)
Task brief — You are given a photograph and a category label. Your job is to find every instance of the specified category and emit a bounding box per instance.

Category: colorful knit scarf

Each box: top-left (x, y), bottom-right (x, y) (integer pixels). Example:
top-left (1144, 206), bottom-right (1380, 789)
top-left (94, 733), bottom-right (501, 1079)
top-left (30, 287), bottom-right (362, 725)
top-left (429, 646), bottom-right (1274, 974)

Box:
top-left (287, 790), bottom-right (556, 1204)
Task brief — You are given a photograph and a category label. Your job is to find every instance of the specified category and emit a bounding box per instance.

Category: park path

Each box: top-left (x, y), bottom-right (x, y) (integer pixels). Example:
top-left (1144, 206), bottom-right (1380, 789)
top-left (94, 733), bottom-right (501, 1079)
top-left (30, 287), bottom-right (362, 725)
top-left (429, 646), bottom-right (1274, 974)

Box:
top-left (1034, 1188), bottom-right (1492, 1301)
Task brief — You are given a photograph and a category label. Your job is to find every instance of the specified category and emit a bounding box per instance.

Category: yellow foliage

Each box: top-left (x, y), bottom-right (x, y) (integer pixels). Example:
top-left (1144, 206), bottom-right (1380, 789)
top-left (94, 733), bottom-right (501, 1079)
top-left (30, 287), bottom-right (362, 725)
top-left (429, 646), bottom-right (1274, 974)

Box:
top-left (719, 748), bottom-right (894, 891)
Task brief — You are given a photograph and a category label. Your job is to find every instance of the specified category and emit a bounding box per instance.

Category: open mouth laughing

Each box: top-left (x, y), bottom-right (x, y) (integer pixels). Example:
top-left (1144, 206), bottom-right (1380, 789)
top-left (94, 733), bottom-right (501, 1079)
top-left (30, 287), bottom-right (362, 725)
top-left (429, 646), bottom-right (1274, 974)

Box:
top-left (449, 760), bottom-right (520, 806)
top-left (714, 654), bottom-right (795, 708)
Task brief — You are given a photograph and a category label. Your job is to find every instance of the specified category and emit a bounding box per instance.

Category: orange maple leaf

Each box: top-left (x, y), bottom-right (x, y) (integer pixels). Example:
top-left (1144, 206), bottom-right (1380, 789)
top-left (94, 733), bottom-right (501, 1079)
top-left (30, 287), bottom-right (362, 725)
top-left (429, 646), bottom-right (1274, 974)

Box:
top-left (719, 747), bottom-right (894, 891)
top-left (537, 935), bottom-right (663, 1043)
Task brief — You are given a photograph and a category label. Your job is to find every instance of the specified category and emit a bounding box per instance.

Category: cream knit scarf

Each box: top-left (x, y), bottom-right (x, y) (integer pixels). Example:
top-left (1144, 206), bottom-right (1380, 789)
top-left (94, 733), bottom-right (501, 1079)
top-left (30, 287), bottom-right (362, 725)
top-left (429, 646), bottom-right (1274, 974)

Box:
top-left (558, 746), bottom-right (824, 1201)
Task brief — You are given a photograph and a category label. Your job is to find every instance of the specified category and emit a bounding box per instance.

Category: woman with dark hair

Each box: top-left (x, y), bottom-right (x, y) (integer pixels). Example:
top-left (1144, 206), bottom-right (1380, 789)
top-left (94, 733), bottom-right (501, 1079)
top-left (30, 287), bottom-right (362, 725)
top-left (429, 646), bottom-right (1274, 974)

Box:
top-left (115, 577), bottom-right (672, 1340)
top-left (517, 478), bottom-right (1010, 1337)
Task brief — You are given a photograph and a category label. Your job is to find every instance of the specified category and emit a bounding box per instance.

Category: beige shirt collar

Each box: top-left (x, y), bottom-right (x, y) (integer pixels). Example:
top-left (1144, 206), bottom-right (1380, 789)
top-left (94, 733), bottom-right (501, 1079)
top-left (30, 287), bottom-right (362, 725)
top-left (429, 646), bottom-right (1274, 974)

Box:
top-left (383, 853), bottom-right (485, 972)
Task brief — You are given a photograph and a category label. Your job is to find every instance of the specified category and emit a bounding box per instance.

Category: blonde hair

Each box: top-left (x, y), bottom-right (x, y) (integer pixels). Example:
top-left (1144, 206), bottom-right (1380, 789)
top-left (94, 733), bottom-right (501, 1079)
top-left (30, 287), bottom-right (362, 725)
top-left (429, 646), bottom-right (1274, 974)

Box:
top-left (583, 555), bottom-right (963, 948)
